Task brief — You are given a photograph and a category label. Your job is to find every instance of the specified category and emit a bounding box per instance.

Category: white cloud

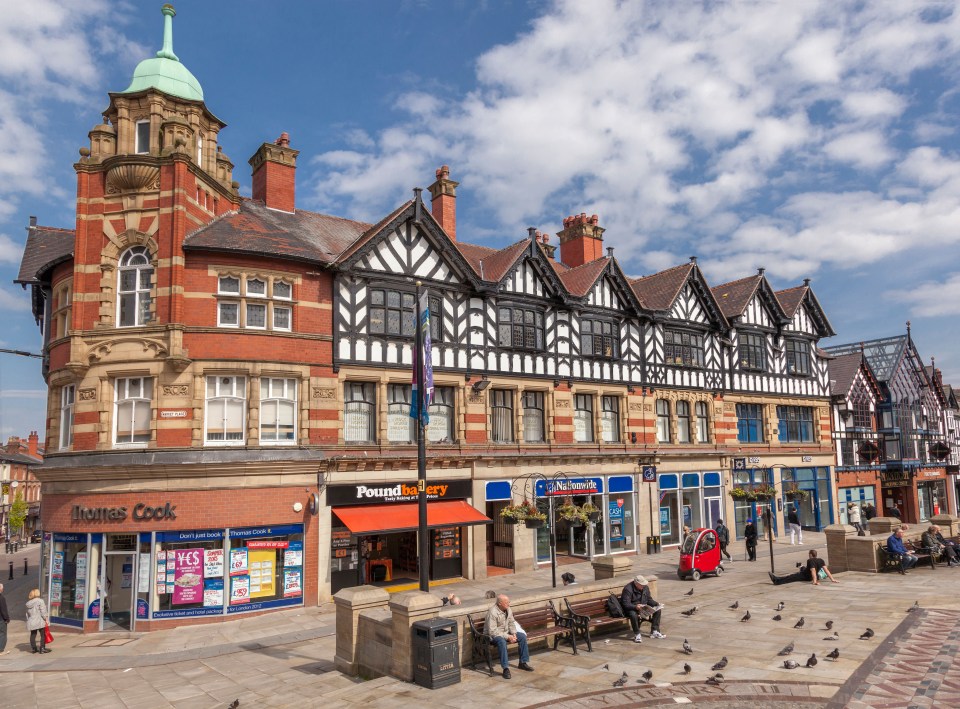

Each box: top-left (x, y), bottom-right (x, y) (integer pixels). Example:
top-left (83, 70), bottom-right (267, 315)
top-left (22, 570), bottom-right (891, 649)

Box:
top-left (0, 233), bottom-right (22, 264)
top-left (0, 287), bottom-right (30, 312)
top-left (823, 130), bottom-right (895, 169)
top-left (893, 272), bottom-right (960, 317)
top-left (842, 90), bottom-right (906, 121)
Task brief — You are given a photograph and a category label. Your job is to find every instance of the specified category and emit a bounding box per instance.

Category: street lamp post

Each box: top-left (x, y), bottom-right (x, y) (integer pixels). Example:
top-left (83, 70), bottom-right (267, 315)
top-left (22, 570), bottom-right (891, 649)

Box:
top-left (511, 472), bottom-right (575, 588)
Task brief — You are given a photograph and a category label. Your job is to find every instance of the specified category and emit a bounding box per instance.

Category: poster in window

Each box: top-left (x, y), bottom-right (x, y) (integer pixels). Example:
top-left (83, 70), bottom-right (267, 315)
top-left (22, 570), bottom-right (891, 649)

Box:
top-left (433, 527), bottom-right (461, 560)
top-left (204, 578), bottom-right (224, 607)
top-left (52, 551), bottom-right (64, 578)
top-left (283, 541), bottom-right (303, 567)
top-left (573, 415), bottom-right (588, 442)
top-left (121, 562), bottom-right (133, 589)
top-left (660, 507), bottom-right (671, 535)
top-left (172, 548), bottom-right (203, 605)
top-left (204, 548), bottom-right (224, 578)
top-left (137, 553), bottom-right (151, 593)
top-left (608, 499), bottom-right (625, 541)
top-left (331, 529), bottom-right (351, 550)
top-left (230, 575), bottom-right (250, 604)
top-left (74, 552), bottom-right (88, 609)
top-left (51, 578), bottom-right (63, 605)
top-left (229, 548), bottom-right (248, 576)
top-left (248, 550), bottom-right (275, 598)
top-left (283, 569), bottom-right (302, 598)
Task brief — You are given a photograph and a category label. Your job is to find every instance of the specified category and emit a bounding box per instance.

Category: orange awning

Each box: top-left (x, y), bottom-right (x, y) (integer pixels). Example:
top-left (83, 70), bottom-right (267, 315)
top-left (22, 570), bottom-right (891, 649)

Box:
top-left (333, 500), bottom-right (491, 534)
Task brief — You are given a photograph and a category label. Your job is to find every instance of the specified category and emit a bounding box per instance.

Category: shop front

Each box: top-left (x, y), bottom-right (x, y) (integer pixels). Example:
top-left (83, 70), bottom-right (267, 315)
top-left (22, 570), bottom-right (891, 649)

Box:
top-left (40, 487), bottom-right (318, 633)
top-left (328, 479), bottom-right (489, 594)
top-left (836, 469), bottom-right (881, 525)
top-left (916, 467), bottom-right (948, 521)
top-left (531, 475), bottom-right (638, 562)
top-left (658, 472), bottom-right (723, 547)
top-left (780, 467), bottom-right (833, 531)
top-left (730, 469), bottom-right (775, 541)
top-left (880, 467), bottom-right (914, 521)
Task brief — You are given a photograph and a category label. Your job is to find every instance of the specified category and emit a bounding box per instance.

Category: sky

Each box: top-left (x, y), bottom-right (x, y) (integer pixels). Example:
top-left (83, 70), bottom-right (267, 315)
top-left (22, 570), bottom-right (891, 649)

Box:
top-left (2, 0), bottom-right (960, 442)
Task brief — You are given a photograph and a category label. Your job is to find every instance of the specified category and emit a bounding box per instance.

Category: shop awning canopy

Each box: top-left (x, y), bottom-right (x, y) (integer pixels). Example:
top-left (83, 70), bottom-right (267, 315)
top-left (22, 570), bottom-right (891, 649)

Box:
top-left (333, 501), bottom-right (491, 535)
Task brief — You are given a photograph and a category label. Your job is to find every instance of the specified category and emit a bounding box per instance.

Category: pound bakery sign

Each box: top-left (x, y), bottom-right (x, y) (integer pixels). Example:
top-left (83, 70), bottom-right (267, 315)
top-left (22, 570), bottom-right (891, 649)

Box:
top-left (327, 479), bottom-right (471, 506)
top-left (71, 502), bottom-right (178, 522)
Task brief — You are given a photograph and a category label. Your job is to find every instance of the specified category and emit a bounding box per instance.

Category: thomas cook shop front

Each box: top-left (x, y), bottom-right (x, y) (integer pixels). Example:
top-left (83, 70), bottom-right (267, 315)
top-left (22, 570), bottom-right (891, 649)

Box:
top-left (328, 479), bottom-right (490, 593)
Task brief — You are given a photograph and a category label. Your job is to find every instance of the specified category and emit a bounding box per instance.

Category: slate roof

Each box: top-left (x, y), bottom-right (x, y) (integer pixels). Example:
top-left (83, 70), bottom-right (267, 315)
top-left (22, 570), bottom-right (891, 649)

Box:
top-left (630, 263), bottom-right (694, 311)
top-left (15, 226), bottom-right (75, 284)
top-left (0, 450), bottom-right (42, 466)
top-left (184, 199), bottom-right (371, 264)
top-left (776, 285), bottom-right (806, 317)
top-left (828, 352), bottom-right (866, 397)
top-left (711, 275), bottom-right (762, 318)
top-left (560, 257), bottom-right (611, 297)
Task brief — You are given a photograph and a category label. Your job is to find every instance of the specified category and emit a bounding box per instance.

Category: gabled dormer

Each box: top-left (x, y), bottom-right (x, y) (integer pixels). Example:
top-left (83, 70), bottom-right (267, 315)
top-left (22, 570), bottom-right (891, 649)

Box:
top-left (712, 268), bottom-right (789, 375)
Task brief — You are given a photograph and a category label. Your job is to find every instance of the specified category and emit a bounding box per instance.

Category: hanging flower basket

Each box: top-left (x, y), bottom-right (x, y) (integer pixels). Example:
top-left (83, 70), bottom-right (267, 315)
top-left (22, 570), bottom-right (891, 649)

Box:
top-left (729, 488), bottom-right (755, 501)
top-left (753, 484), bottom-right (777, 501)
top-left (524, 514), bottom-right (546, 529)
top-left (785, 487), bottom-right (810, 501)
top-left (499, 504), bottom-right (526, 524)
top-left (581, 501), bottom-right (601, 522)
top-left (557, 503), bottom-right (583, 522)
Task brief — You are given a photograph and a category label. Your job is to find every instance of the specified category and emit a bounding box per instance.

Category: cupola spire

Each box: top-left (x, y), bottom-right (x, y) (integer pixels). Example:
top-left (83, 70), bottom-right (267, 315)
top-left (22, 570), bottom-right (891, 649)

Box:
top-left (157, 4), bottom-right (179, 61)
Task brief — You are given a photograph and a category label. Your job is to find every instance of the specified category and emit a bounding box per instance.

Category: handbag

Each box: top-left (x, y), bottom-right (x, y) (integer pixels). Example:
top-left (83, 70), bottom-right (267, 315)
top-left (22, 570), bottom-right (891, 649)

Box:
top-left (44, 623), bottom-right (54, 645)
top-left (817, 567), bottom-right (828, 581)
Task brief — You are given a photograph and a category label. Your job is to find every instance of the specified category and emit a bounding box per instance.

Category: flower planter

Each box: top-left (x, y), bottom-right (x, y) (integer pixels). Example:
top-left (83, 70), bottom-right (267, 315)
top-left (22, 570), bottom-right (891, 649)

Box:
top-left (587, 511), bottom-right (601, 522)
top-left (501, 514), bottom-right (520, 525)
top-left (525, 517), bottom-right (545, 529)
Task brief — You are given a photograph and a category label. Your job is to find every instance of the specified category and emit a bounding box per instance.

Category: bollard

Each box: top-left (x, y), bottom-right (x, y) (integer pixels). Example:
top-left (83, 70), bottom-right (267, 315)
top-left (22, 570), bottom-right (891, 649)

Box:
top-left (7, 562), bottom-right (12, 580)
top-left (24, 558), bottom-right (28, 576)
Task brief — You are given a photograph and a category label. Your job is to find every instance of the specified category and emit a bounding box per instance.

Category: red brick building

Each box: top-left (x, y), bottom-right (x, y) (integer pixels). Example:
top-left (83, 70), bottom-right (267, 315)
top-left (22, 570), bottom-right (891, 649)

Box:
top-left (0, 432), bottom-right (42, 539)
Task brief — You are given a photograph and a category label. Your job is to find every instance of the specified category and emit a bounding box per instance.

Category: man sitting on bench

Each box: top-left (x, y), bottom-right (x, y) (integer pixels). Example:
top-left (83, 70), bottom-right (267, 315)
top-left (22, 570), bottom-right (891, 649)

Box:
top-left (888, 526), bottom-right (918, 574)
top-left (620, 575), bottom-right (665, 642)
top-left (484, 594), bottom-right (534, 679)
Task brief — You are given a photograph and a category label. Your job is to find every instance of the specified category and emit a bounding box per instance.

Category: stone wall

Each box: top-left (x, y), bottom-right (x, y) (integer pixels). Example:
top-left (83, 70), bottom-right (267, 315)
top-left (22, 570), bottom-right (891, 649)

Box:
top-left (826, 515), bottom-right (960, 573)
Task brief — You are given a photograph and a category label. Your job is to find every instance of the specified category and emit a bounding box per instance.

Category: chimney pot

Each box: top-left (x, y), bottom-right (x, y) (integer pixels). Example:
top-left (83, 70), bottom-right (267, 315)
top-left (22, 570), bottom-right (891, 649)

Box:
top-left (29, 215), bottom-right (37, 227)
top-left (607, 247), bottom-right (614, 258)
top-left (758, 267), bottom-right (765, 276)
top-left (428, 165), bottom-right (459, 240)
top-left (276, 132), bottom-right (290, 147)
top-left (249, 135), bottom-right (299, 212)
top-left (690, 256), bottom-right (697, 263)
top-left (803, 278), bottom-right (811, 286)
top-left (528, 227), bottom-right (537, 240)
top-left (558, 212), bottom-right (605, 267)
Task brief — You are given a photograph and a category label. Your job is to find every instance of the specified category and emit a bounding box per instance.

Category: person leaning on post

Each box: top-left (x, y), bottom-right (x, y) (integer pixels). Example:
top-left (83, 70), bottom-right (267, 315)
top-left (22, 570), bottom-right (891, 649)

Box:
top-left (484, 594), bottom-right (533, 679)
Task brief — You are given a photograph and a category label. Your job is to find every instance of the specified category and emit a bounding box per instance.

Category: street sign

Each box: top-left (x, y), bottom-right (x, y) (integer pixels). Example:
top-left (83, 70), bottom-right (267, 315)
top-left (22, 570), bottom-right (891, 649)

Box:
top-left (642, 466), bottom-right (657, 483)
top-left (733, 458), bottom-right (746, 470)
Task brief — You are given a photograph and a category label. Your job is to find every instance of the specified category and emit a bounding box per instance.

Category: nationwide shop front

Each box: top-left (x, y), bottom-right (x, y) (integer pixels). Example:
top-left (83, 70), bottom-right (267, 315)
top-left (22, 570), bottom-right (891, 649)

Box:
top-left (39, 487), bottom-right (318, 633)
top-left (327, 479), bottom-right (490, 593)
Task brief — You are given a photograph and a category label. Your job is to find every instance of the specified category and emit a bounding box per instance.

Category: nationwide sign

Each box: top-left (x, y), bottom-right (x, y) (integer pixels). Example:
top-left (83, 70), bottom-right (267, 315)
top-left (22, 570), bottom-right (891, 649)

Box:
top-left (327, 479), bottom-right (472, 506)
top-left (535, 477), bottom-right (604, 497)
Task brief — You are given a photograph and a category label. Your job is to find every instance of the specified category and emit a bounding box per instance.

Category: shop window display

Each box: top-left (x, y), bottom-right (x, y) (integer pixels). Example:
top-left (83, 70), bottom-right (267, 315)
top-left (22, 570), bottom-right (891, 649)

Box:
top-left (227, 525), bottom-right (304, 612)
top-left (50, 534), bottom-right (88, 624)
top-left (154, 531), bottom-right (226, 616)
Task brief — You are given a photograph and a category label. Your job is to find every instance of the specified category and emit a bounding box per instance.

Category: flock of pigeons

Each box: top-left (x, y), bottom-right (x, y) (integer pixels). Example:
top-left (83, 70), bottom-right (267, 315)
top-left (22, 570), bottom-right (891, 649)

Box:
top-left (606, 588), bottom-right (908, 688)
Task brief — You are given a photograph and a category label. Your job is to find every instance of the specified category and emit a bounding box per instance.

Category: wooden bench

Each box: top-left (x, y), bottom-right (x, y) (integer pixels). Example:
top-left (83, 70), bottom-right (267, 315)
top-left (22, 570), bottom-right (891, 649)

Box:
top-left (467, 601), bottom-right (576, 674)
top-left (563, 596), bottom-right (653, 652)
top-left (906, 541), bottom-right (937, 569)
top-left (877, 542), bottom-right (936, 573)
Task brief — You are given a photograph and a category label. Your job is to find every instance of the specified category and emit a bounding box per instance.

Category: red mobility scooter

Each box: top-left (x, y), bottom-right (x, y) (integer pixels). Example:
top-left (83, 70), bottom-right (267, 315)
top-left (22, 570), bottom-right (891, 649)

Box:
top-left (677, 527), bottom-right (724, 581)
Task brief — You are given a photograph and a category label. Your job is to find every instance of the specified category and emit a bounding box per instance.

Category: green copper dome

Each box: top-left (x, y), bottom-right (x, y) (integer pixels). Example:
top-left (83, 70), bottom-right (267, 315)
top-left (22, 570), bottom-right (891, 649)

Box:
top-left (121, 5), bottom-right (203, 102)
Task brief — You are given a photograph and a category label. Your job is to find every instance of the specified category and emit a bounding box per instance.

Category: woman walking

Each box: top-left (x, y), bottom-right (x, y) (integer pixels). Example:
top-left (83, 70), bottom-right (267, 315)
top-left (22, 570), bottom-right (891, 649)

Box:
top-left (25, 589), bottom-right (50, 654)
top-left (847, 502), bottom-right (865, 536)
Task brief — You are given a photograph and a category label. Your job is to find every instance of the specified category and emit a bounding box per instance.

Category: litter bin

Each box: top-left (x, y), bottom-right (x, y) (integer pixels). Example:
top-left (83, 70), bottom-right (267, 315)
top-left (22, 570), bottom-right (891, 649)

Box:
top-left (646, 535), bottom-right (661, 554)
top-left (412, 617), bottom-right (461, 689)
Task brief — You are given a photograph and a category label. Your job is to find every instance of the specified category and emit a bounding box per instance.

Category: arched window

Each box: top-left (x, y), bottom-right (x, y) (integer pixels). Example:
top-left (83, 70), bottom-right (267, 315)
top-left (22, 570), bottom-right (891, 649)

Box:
top-left (117, 246), bottom-right (153, 327)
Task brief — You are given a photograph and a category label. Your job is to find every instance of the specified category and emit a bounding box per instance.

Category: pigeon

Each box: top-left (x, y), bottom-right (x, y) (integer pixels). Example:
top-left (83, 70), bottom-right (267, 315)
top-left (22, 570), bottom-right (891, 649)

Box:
top-left (776, 601), bottom-right (785, 611)
top-left (729, 600), bottom-right (739, 609)
top-left (825, 620), bottom-right (834, 630)
top-left (806, 653), bottom-right (818, 668)
top-left (602, 663), bottom-right (609, 670)
top-left (641, 669), bottom-right (654, 683)
top-left (772, 614), bottom-right (782, 621)
top-left (685, 588), bottom-right (695, 596)
top-left (860, 628), bottom-right (875, 640)
top-left (683, 663), bottom-right (692, 675)
top-left (613, 671), bottom-right (628, 687)
top-left (823, 633), bottom-right (839, 641)
top-left (228, 702), bottom-right (240, 709)
top-left (794, 617), bottom-right (805, 629)
top-left (778, 641), bottom-right (795, 656)
top-left (682, 639), bottom-right (694, 655)
top-left (711, 656), bottom-right (728, 671)
top-left (907, 601), bottom-right (920, 612)
top-left (740, 611), bottom-right (751, 622)
top-left (706, 673), bottom-right (724, 686)
top-left (826, 648), bottom-right (840, 661)
top-left (681, 606), bottom-right (699, 617)
top-left (783, 660), bottom-right (799, 669)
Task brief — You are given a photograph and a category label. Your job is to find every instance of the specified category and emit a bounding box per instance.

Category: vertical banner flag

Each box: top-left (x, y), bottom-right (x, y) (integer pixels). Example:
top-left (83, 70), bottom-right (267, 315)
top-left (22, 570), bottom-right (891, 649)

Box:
top-left (410, 289), bottom-right (435, 423)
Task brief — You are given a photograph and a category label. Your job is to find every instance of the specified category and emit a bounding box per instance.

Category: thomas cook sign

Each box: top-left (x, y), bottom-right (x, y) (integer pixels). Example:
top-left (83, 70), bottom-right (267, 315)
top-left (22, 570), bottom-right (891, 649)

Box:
top-left (72, 502), bottom-right (177, 522)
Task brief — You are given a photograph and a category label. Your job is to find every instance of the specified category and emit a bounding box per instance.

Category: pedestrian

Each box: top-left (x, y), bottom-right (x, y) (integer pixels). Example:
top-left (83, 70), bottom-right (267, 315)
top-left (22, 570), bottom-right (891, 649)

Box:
top-left (744, 518), bottom-right (758, 561)
top-left (769, 549), bottom-right (839, 585)
top-left (0, 583), bottom-right (9, 655)
top-left (847, 502), bottom-right (865, 536)
top-left (788, 505), bottom-right (803, 545)
top-left (561, 572), bottom-right (577, 586)
top-left (863, 502), bottom-right (876, 521)
top-left (25, 589), bottom-right (50, 654)
top-left (715, 519), bottom-right (732, 562)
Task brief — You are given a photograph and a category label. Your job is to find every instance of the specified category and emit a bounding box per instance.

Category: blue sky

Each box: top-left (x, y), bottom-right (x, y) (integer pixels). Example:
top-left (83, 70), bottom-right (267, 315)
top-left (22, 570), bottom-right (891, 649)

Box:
top-left (2, 0), bottom-right (960, 441)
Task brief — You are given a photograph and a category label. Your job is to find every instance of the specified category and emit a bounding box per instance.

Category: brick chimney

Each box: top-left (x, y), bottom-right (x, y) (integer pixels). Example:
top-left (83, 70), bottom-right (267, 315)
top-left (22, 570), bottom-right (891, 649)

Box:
top-left (28, 431), bottom-right (38, 458)
top-left (4, 437), bottom-right (19, 455)
top-left (428, 165), bottom-right (458, 240)
top-left (557, 213), bottom-right (605, 267)
top-left (249, 132), bottom-right (299, 212)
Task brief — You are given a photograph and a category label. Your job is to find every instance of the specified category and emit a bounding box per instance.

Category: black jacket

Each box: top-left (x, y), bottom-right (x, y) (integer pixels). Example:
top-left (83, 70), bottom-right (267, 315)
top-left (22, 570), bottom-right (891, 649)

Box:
top-left (744, 523), bottom-right (758, 545)
top-left (0, 592), bottom-right (8, 623)
top-left (621, 581), bottom-right (657, 612)
top-left (787, 510), bottom-right (800, 525)
top-left (715, 523), bottom-right (730, 544)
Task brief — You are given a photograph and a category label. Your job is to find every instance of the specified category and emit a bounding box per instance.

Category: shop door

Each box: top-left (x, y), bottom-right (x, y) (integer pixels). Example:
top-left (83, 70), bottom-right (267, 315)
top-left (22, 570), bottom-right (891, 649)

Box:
top-left (704, 498), bottom-right (722, 531)
top-left (486, 501), bottom-right (515, 569)
top-left (100, 552), bottom-right (135, 631)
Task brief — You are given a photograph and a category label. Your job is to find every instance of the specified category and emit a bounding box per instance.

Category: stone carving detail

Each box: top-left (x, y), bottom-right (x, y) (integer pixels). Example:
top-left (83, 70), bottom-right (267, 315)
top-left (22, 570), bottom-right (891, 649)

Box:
top-left (643, 404), bottom-right (653, 412)
top-left (468, 393), bottom-right (485, 405)
top-left (555, 399), bottom-right (571, 409)
top-left (628, 403), bottom-right (644, 412)
top-left (162, 385), bottom-right (189, 396)
top-left (312, 387), bottom-right (336, 400)
top-left (78, 388), bottom-right (97, 401)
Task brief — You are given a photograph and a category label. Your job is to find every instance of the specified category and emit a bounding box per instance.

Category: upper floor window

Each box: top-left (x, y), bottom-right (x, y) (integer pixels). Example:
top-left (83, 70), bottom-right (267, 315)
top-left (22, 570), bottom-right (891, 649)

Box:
top-left (135, 120), bottom-right (150, 154)
top-left (117, 246), bottom-right (153, 327)
top-left (428, 386), bottom-right (455, 443)
top-left (387, 384), bottom-right (415, 444)
top-left (497, 306), bottom-right (544, 351)
top-left (581, 319), bottom-right (619, 359)
top-left (850, 387), bottom-right (873, 429)
top-left (737, 403), bottom-right (764, 443)
top-left (738, 332), bottom-right (766, 371)
top-left (344, 382), bottom-right (376, 443)
top-left (260, 378), bottom-right (296, 444)
top-left (205, 376), bottom-right (246, 444)
top-left (115, 377), bottom-right (152, 446)
top-left (601, 395), bottom-right (620, 443)
top-left (217, 274), bottom-right (292, 331)
top-left (197, 134), bottom-right (203, 166)
top-left (664, 329), bottom-right (704, 367)
top-left (676, 400), bottom-right (692, 443)
top-left (52, 281), bottom-right (71, 339)
top-left (522, 391), bottom-right (545, 443)
top-left (491, 389), bottom-right (515, 443)
top-left (369, 289), bottom-right (415, 338)
top-left (785, 339), bottom-right (811, 376)
top-left (656, 399), bottom-right (671, 443)
top-left (60, 385), bottom-right (75, 450)
top-left (574, 393), bottom-right (594, 443)
top-left (695, 401), bottom-right (710, 443)
top-left (778, 405), bottom-right (815, 443)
